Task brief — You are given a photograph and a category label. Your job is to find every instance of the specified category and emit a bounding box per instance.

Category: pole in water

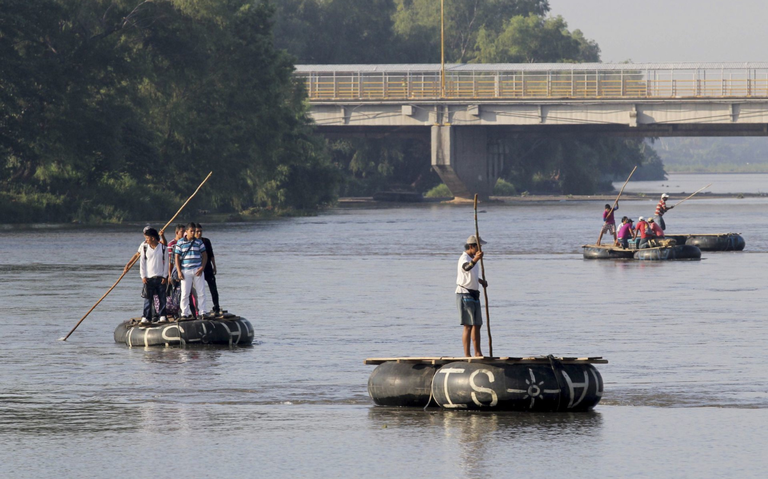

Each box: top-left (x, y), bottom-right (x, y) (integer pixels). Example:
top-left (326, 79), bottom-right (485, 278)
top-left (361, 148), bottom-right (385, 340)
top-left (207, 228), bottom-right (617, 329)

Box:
top-left (61, 172), bottom-right (214, 341)
top-left (474, 194), bottom-right (493, 358)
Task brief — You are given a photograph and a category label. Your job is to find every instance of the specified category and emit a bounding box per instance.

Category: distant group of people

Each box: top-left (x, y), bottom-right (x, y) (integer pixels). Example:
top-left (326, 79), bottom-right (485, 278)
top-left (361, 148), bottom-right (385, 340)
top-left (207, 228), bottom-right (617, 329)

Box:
top-left (128, 222), bottom-right (222, 324)
top-left (598, 193), bottom-right (673, 249)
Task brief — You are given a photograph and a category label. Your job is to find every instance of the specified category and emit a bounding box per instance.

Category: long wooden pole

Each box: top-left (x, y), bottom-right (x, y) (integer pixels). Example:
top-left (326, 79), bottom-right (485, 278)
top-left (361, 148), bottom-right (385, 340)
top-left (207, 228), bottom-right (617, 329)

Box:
top-left (598, 165), bottom-right (637, 243)
top-left (474, 194), bottom-right (492, 358)
top-left (672, 183), bottom-right (712, 208)
top-left (60, 171), bottom-right (214, 341)
top-left (440, 0), bottom-right (445, 98)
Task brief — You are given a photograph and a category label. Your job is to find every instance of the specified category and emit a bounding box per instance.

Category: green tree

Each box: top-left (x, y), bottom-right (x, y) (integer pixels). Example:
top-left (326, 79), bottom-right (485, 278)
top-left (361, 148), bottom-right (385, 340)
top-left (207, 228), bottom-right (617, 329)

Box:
top-left (476, 15), bottom-right (599, 63)
top-left (0, 0), bottom-right (338, 223)
top-left (393, 0), bottom-right (550, 62)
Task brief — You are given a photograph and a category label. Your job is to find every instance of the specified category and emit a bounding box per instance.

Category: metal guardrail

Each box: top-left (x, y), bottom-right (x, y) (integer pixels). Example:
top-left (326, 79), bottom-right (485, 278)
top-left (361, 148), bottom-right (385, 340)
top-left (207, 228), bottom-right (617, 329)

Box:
top-left (295, 65), bottom-right (768, 100)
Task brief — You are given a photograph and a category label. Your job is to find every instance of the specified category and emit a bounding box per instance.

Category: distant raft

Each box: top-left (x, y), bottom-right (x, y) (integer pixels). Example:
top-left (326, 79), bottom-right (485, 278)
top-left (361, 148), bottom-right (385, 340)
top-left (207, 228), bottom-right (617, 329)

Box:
top-left (665, 233), bottom-right (745, 251)
top-left (633, 244), bottom-right (701, 260)
top-left (114, 314), bottom-right (253, 347)
top-left (366, 356), bottom-right (605, 412)
top-left (582, 244), bottom-right (635, 259)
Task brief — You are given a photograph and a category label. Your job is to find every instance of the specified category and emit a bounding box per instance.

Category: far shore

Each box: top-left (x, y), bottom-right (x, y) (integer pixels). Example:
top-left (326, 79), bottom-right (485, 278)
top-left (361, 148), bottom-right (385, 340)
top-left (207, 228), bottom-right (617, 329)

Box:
top-left (339, 191), bottom-right (765, 206)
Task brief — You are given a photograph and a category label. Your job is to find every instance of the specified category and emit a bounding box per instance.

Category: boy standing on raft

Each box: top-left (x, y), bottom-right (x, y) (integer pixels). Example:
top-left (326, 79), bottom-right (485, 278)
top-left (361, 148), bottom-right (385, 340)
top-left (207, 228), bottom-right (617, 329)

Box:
top-left (456, 235), bottom-right (487, 357)
top-left (174, 222), bottom-right (209, 319)
top-left (597, 203), bottom-right (619, 246)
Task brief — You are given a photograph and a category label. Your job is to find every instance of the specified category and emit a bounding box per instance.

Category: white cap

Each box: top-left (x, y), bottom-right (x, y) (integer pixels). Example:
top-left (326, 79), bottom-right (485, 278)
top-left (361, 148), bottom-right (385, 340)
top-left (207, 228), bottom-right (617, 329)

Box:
top-left (661, 193), bottom-right (669, 199)
top-left (638, 216), bottom-right (644, 221)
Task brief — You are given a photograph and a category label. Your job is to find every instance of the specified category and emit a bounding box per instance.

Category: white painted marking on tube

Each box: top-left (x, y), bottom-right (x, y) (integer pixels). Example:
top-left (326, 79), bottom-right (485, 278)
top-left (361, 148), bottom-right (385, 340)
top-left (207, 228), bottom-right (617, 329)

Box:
top-left (469, 369), bottom-right (498, 407)
top-left (590, 368), bottom-right (603, 397)
top-left (436, 368), bottom-right (465, 408)
top-left (219, 321), bottom-right (232, 347)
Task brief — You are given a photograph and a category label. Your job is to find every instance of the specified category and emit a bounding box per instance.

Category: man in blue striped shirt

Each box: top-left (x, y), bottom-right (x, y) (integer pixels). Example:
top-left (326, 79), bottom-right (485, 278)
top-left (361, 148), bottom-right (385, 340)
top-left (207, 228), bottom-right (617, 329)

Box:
top-left (174, 222), bottom-right (209, 319)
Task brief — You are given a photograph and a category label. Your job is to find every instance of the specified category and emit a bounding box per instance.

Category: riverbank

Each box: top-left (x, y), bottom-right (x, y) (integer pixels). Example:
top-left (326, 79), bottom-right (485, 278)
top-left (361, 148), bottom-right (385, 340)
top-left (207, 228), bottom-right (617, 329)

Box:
top-left (338, 191), bottom-right (765, 206)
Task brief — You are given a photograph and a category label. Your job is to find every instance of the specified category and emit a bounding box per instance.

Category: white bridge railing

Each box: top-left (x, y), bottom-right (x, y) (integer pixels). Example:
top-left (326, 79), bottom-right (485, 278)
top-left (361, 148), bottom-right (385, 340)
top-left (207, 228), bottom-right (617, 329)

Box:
top-left (295, 63), bottom-right (768, 101)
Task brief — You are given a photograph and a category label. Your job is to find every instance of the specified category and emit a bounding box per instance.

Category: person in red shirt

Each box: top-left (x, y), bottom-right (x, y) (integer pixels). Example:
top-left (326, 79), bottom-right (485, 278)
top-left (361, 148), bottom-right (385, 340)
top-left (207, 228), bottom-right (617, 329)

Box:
top-left (648, 217), bottom-right (664, 238)
top-left (635, 216), bottom-right (651, 248)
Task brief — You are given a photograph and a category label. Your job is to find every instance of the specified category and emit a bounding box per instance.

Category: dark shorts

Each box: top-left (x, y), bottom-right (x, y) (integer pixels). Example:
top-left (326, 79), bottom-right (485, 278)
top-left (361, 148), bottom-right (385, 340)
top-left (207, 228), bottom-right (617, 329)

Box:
top-left (457, 293), bottom-right (483, 326)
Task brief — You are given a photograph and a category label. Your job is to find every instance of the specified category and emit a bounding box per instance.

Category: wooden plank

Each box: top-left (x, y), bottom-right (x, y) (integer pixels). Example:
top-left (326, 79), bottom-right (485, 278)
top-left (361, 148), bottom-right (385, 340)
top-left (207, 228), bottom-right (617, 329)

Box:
top-left (364, 356), bottom-right (608, 365)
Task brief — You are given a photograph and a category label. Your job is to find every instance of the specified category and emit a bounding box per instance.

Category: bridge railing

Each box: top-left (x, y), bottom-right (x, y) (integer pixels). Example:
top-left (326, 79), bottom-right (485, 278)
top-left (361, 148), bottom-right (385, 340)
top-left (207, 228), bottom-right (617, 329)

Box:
top-left (295, 64), bottom-right (768, 100)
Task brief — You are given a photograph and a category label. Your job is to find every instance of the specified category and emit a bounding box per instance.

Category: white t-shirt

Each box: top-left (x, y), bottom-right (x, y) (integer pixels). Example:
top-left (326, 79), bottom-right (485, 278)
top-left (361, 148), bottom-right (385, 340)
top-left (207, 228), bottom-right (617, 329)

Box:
top-left (455, 251), bottom-right (479, 293)
top-left (138, 242), bottom-right (167, 279)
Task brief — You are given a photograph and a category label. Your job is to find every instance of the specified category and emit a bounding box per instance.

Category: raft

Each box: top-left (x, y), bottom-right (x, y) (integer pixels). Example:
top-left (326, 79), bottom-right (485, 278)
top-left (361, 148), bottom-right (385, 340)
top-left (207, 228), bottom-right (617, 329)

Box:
top-left (582, 244), bottom-right (635, 259)
top-left (114, 314), bottom-right (254, 347)
top-left (633, 244), bottom-right (701, 260)
top-left (665, 233), bottom-right (745, 251)
top-left (366, 356), bottom-right (606, 412)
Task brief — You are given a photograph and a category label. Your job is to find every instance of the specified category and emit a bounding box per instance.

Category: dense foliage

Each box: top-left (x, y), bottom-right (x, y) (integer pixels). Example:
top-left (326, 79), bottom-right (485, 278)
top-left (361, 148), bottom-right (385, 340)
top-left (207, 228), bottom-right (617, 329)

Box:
top-left (655, 138), bottom-right (768, 173)
top-left (273, 0), bottom-right (663, 197)
top-left (1, 0), bottom-right (338, 223)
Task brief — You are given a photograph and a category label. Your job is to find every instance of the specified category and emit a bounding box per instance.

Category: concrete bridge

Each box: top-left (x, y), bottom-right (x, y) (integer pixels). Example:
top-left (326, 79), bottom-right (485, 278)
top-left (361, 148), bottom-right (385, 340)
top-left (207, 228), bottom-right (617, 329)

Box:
top-left (295, 63), bottom-right (768, 198)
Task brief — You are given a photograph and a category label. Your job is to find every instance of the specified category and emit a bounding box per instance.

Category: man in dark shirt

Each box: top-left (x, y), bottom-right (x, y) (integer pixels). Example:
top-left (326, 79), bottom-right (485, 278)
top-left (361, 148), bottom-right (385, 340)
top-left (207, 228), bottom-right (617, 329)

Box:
top-left (194, 223), bottom-right (222, 315)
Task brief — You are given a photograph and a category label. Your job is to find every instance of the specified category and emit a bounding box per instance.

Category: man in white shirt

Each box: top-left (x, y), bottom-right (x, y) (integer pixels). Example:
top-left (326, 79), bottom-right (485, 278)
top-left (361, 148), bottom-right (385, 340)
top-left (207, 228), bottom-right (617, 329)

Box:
top-left (456, 235), bottom-right (488, 357)
top-left (138, 228), bottom-right (168, 324)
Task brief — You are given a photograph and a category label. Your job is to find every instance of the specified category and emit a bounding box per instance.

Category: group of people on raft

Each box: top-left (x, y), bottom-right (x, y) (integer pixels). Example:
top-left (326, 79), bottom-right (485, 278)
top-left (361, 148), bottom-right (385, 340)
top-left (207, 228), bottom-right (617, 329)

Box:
top-left (597, 193), bottom-right (674, 249)
top-left (126, 222), bottom-right (222, 325)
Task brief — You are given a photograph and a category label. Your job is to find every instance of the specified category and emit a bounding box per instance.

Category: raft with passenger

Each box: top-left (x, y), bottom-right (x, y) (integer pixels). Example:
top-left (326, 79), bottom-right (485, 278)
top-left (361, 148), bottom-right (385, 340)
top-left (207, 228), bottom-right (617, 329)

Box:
top-left (114, 313), bottom-right (253, 347)
top-left (665, 233), bottom-right (745, 251)
top-left (582, 244), bottom-right (635, 259)
top-left (366, 356), bottom-right (605, 412)
top-left (633, 244), bottom-right (701, 260)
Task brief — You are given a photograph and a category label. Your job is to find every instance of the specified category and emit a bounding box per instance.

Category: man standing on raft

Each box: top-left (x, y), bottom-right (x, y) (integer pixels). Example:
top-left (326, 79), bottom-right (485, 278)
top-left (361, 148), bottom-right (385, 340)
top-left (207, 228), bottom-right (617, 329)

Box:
top-left (456, 235), bottom-right (488, 357)
top-left (654, 193), bottom-right (673, 230)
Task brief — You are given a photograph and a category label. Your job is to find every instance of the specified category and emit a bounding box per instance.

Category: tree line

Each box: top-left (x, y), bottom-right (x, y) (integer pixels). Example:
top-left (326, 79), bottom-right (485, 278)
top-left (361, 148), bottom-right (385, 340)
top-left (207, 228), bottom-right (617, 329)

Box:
top-left (1, 0), bottom-right (338, 223)
top-left (1, 0), bottom-right (665, 223)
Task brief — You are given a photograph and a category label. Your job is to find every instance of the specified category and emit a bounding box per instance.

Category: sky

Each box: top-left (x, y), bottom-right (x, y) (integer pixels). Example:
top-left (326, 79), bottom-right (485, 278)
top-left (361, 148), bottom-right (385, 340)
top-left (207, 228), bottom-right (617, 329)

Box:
top-left (548, 0), bottom-right (768, 63)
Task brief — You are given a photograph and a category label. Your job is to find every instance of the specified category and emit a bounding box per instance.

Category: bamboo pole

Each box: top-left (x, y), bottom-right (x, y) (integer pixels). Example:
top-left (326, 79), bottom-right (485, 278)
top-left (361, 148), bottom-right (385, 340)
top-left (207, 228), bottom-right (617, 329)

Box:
top-left (598, 166), bottom-right (637, 244)
top-left (474, 194), bottom-right (492, 358)
top-left (60, 172), bottom-right (213, 341)
top-left (672, 183), bottom-right (712, 208)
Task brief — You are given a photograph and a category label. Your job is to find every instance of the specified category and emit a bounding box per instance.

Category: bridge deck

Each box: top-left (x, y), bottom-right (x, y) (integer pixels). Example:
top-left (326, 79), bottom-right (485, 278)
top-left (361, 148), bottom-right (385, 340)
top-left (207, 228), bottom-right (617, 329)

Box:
top-left (296, 63), bottom-right (768, 101)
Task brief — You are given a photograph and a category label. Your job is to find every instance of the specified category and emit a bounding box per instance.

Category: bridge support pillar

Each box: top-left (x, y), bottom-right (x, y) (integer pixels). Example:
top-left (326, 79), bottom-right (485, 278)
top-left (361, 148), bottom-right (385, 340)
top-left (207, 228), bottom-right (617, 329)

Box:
top-left (431, 126), bottom-right (496, 199)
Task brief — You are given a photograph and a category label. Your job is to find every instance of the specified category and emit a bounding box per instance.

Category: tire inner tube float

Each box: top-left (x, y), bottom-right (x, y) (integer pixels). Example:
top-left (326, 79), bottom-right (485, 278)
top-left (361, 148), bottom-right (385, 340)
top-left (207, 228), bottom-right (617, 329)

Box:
top-left (114, 314), bottom-right (254, 347)
top-left (683, 234), bottom-right (744, 251)
top-left (582, 245), bottom-right (634, 259)
top-left (368, 358), bottom-right (603, 412)
top-left (633, 244), bottom-right (701, 260)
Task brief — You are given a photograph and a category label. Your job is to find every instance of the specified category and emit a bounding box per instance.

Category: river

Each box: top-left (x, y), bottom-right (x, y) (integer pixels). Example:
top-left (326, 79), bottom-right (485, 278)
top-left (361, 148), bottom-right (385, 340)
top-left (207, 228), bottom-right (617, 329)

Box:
top-left (1, 174), bottom-right (767, 478)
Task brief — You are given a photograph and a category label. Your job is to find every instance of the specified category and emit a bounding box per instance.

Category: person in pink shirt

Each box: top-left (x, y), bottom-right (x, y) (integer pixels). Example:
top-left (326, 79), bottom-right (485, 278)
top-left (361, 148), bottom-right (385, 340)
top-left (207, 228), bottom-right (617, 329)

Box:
top-left (617, 216), bottom-right (636, 249)
top-left (597, 203), bottom-right (619, 246)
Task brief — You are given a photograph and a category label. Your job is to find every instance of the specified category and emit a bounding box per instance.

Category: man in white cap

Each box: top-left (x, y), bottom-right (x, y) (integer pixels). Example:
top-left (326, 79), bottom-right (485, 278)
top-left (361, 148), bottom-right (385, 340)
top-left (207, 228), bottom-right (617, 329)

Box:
top-left (654, 193), bottom-right (673, 230)
top-left (456, 235), bottom-right (488, 357)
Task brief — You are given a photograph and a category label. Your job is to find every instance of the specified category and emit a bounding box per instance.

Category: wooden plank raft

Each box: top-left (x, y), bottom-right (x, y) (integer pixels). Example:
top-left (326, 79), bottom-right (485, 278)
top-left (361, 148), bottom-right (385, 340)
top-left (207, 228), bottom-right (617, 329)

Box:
top-left (364, 356), bottom-right (608, 366)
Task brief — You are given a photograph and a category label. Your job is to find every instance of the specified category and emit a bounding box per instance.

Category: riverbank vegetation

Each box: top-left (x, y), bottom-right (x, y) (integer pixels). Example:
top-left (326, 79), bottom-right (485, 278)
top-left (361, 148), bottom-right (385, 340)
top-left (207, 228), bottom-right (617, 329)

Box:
top-left (2, 0), bottom-right (667, 223)
top-left (1, 0), bottom-right (339, 223)
top-left (655, 138), bottom-right (768, 173)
